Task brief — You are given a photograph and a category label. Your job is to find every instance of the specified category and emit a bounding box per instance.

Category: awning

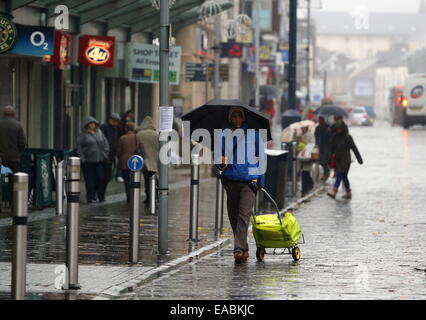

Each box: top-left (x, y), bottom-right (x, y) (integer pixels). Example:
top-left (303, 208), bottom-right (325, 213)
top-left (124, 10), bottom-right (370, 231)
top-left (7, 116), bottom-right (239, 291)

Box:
top-left (9, 0), bottom-right (234, 33)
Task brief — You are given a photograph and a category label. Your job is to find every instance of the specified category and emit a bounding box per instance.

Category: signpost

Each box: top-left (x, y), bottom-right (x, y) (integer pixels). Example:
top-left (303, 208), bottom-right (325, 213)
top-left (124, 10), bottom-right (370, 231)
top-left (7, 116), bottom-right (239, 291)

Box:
top-left (185, 63), bottom-right (229, 82)
top-left (127, 155), bottom-right (143, 263)
top-left (185, 63), bottom-right (207, 82)
top-left (127, 155), bottom-right (144, 172)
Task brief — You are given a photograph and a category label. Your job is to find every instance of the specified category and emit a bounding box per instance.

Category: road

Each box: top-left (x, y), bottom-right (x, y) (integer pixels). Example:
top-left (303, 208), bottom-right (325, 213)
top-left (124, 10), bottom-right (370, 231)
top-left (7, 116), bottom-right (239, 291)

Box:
top-left (117, 121), bottom-right (426, 300)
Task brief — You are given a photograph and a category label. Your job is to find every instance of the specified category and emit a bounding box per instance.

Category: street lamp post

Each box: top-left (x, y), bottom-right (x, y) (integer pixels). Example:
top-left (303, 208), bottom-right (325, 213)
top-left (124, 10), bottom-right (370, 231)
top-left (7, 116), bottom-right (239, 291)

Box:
top-left (306, 0), bottom-right (311, 106)
top-left (159, 0), bottom-right (170, 254)
top-left (281, 0), bottom-right (301, 129)
top-left (254, 0), bottom-right (260, 108)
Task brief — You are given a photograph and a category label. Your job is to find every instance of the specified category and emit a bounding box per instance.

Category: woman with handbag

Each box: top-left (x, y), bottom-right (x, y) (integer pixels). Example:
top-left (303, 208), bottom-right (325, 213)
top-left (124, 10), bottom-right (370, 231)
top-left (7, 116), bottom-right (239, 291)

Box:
top-left (118, 122), bottom-right (144, 203)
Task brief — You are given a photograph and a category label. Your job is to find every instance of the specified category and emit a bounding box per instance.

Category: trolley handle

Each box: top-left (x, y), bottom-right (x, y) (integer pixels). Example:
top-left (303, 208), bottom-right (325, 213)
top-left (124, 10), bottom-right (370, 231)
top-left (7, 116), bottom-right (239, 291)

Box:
top-left (258, 187), bottom-right (283, 225)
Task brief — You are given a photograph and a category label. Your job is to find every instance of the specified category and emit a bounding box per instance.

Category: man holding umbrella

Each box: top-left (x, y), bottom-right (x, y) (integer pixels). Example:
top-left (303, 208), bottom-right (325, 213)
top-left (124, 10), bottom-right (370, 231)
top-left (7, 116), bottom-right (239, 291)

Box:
top-left (218, 107), bottom-right (265, 263)
top-left (182, 99), bottom-right (270, 264)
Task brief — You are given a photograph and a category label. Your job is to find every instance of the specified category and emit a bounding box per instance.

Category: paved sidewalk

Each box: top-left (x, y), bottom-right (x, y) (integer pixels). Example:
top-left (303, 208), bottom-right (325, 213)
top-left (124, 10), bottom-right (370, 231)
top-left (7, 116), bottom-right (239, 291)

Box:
top-left (0, 167), bottom-right (316, 300)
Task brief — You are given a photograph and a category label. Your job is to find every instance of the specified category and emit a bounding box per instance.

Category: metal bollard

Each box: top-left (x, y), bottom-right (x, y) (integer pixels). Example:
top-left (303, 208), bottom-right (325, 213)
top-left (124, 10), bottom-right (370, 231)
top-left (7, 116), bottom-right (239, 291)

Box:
top-left (64, 157), bottom-right (81, 290)
top-left (189, 154), bottom-right (200, 241)
top-left (214, 171), bottom-right (224, 231)
top-left (150, 174), bottom-right (156, 215)
top-left (56, 161), bottom-right (65, 216)
top-left (11, 173), bottom-right (29, 300)
top-left (292, 142), bottom-right (297, 195)
top-left (129, 170), bottom-right (141, 263)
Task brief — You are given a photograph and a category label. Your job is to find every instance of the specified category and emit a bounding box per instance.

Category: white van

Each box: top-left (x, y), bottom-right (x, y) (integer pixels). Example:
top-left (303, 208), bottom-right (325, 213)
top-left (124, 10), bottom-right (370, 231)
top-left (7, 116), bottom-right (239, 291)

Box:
top-left (402, 74), bottom-right (426, 128)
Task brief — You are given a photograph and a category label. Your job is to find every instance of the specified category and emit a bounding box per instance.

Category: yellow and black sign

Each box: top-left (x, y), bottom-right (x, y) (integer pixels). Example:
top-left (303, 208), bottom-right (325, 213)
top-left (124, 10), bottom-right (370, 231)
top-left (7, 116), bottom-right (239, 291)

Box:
top-left (0, 16), bottom-right (17, 54)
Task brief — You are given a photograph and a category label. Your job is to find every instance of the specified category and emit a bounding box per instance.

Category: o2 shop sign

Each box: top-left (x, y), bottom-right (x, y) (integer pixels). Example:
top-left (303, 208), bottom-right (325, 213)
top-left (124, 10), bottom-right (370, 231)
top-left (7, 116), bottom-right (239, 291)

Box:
top-left (78, 35), bottom-right (115, 67)
top-left (9, 25), bottom-right (54, 56)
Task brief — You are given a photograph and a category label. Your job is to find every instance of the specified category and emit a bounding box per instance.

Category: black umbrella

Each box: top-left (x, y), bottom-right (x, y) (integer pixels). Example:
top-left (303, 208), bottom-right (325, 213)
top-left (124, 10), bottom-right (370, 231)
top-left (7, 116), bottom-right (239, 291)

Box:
top-left (314, 104), bottom-right (348, 118)
top-left (181, 99), bottom-right (272, 145)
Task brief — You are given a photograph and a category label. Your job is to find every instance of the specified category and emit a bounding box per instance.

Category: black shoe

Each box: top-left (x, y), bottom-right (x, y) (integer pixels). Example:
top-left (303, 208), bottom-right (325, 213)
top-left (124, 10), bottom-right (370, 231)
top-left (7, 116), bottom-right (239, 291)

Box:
top-left (99, 198), bottom-right (106, 202)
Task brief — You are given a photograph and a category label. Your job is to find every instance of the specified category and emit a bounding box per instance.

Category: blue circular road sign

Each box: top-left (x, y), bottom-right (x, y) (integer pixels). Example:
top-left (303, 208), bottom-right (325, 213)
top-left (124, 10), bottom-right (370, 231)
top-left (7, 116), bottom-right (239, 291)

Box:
top-left (127, 155), bottom-right (144, 171)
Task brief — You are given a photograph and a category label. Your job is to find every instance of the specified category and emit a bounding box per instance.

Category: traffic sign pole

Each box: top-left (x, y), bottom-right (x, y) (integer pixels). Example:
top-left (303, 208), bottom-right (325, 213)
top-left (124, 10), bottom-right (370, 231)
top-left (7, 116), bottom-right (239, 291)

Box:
top-left (127, 155), bottom-right (144, 263)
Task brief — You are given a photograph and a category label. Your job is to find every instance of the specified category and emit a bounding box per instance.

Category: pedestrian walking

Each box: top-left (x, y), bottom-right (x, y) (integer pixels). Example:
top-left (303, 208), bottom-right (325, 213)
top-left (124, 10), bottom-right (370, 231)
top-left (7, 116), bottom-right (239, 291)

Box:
top-left (297, 123), bottom-right (316, 196)
top-left (217, 107), bottom-right (265, 264)
top-left (99, 113), bottom-right (121, 199)
top-left (116, 110), bottom-right (135, 182)
top-left (76, 116), bottom-right (110, 203)
top-left (0, 106), bottom-right (27, 206)
top-left (326, 121), bottom-right (363, 200)
top-left (314, 116), bottom-right (333, 181)
top-left (118, 122), bottom-right (144, 204)
top-left (137, 116), bottom-right (159, 205)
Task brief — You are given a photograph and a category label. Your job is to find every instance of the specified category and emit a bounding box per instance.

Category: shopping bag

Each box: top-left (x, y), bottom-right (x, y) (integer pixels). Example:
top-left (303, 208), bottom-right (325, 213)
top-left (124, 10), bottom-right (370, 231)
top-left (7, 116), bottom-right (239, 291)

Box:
top-left (297, 143), bottom-right (314, 161)
top-left (251, 212), bottom-right (302, 248)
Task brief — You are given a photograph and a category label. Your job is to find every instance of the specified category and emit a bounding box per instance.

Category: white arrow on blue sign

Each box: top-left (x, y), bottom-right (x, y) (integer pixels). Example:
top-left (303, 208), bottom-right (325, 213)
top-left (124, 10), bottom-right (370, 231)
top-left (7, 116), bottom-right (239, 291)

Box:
top-left (127, 155), bottom-right (144, 171)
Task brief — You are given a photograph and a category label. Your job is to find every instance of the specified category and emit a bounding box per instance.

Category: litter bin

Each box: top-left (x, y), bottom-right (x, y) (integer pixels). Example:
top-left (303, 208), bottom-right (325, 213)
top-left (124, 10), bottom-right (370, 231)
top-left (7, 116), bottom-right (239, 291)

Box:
top-left (18, 148), bottom-right (72, 209)
top-left (260, 149), bottom-right (289, 211)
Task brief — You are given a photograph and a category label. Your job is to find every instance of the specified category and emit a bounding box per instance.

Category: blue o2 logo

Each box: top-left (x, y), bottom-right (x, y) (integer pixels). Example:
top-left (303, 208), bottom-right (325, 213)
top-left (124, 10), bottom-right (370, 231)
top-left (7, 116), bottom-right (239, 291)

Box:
top-left (30, 31), bottom-right (49, 50)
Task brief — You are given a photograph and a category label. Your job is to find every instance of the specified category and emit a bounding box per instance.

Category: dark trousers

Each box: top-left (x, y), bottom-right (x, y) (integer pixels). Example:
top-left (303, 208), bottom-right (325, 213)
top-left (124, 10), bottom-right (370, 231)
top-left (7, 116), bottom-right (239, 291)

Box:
top-left (121, 169), bottom-right (131, 203)
top-left (222, 179), bottom-right (256, 253)
top-left (98, 161), bottom-right (113, 201)
top-left (319, 149), bottom-right (331, 177)
top-left (334, 172), bottom-right (350, 190)
top-left (301, 170), bottom-right (314, 195)
top-left (81, 162), bottom-right (105, 202)
top-left (143, 170), bottom-right (157, 202)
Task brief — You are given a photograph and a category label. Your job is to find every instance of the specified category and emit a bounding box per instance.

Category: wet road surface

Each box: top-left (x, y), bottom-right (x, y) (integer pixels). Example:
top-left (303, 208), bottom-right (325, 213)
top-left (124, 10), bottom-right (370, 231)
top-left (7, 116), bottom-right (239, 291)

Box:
top-left (116, 121), bottom-right (426, 300)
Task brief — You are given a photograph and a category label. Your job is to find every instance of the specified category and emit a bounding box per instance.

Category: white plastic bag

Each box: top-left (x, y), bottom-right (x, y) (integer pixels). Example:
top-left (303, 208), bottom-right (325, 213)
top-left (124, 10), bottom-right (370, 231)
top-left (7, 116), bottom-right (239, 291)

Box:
top-left (297, 143), bottom-right (315, 161)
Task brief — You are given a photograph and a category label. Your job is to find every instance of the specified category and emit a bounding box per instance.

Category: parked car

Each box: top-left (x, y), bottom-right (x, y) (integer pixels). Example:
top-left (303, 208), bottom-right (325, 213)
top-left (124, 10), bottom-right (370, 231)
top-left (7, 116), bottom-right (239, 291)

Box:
top-left (350, 106), bottom-right (374, 126)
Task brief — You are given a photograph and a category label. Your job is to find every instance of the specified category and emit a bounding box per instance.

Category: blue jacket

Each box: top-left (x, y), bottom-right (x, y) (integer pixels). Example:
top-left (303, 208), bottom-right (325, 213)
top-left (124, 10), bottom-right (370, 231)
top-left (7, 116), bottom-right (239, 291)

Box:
top-left (216, 123), bottom-right (265, 186)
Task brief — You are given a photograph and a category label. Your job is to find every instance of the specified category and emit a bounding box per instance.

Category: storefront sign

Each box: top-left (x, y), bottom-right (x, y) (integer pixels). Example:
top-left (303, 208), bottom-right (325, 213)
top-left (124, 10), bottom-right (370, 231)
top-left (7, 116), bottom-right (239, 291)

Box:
top-left (280, 50), bottom-right (289, 62)
top-left (220, 42), bottom-right (243, 58)
top-left (236, 29), bottom-right (253, 44)
top-left (259, 45), bottom-right (272, 61)
top-left (0, 16), bottom-right (18, 54)
top-left (52, 32), bottom-right (71, 70)
top-left (9, 25), bottom-right (54, 56)
top-left (78, 35), bottom-right (115, 67)
top-left (127, 43), bottom-right (181, 85)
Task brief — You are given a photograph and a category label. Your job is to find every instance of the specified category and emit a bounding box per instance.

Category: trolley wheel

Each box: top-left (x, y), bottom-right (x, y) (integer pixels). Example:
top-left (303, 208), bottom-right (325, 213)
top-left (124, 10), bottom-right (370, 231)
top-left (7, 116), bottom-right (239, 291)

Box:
top-left (256, 248), bottom-right (265, 261)
top-left (291, 247), bottom-right (301, 262)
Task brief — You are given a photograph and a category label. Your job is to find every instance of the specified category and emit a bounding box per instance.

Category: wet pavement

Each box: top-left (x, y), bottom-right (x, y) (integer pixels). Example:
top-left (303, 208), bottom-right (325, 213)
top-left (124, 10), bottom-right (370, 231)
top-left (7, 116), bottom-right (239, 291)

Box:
top-left (0, 159), bottom-right (306, 300)
top-left (113, 121), bottom-right (426, 300)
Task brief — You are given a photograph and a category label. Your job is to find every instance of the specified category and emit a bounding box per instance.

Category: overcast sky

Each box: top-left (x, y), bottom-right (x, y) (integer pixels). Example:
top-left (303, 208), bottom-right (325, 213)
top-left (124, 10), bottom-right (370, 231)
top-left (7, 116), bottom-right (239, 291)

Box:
top-left (319, 0), bottom-right (421, 13)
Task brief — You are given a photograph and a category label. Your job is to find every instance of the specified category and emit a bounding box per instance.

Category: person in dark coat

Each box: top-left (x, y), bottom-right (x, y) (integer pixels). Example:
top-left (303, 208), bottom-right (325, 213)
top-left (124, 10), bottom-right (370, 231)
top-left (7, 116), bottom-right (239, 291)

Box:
top-left (76, 116), bottom-right (110, 203)
top-left (99, 113), bottom-right (121, 200)
top-left (326, 122), bottom-right (363, 200)
top-left (116, 110), bottom-right (135, 181)
top-left (314, 116), bottom-right (332, 181)
top-left (0, 106), bottom-right (27, 173)
top-left (0, 106), bottom-right (27, 206)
